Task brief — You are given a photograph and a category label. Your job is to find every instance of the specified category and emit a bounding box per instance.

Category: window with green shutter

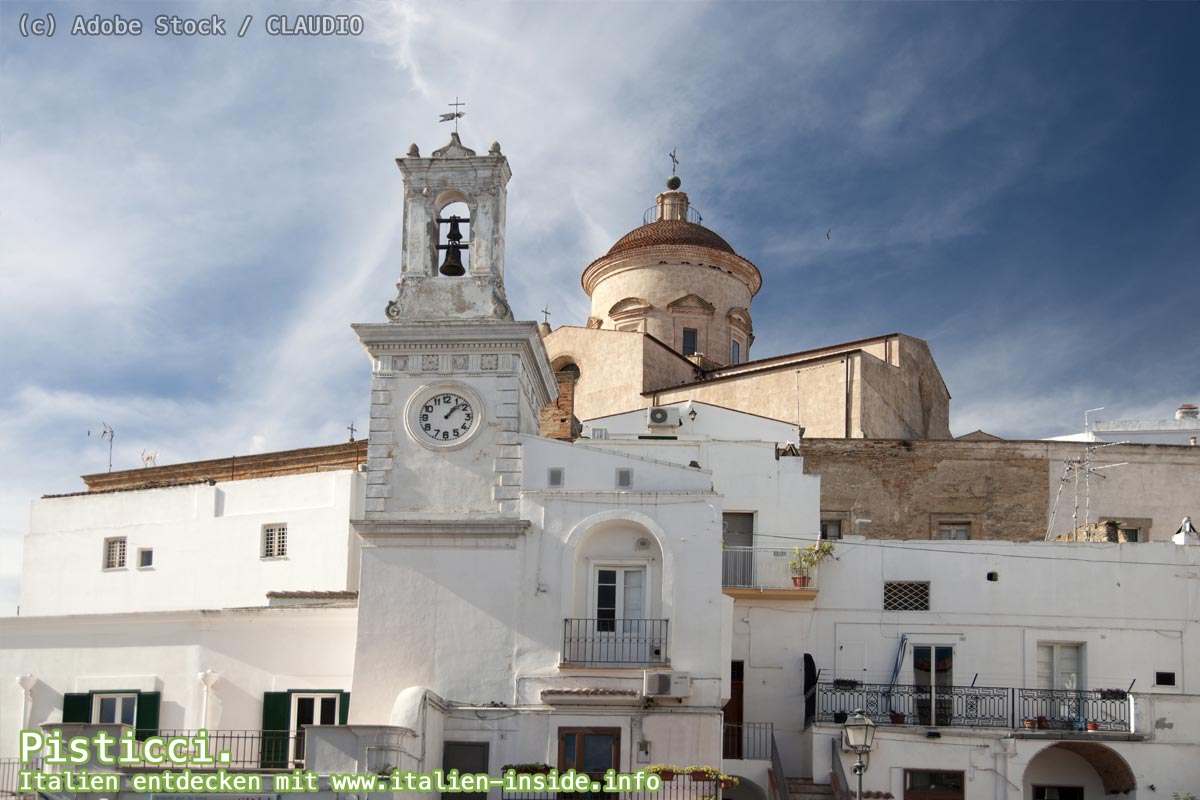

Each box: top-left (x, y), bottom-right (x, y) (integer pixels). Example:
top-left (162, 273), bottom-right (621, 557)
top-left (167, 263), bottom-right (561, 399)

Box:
top-left (60, 690), bottom-right (160, 741)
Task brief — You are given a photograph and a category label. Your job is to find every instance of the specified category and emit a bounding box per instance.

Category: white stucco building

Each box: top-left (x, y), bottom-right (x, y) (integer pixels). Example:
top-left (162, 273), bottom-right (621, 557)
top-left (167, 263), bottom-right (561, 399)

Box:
top-left (4, 133), bottom-right (1200, 800)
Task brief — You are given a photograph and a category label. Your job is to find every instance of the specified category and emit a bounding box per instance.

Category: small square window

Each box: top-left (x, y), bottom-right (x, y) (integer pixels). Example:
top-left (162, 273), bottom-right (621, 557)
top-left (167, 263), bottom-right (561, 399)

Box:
top-left (937, 523), bottom-right (970, 540)
top-left (137, 548), bottom-right (154, 568)
top-left (616, 468), bottom-right (633, 489)
top-left (1120, 527), bottom-right (1142, 542)
top-left (820, 520), bottom-right (842, 540)
top-left (884, 581), bottom-right (930, 611)
top-left (1155, 671), bottom-right (1176, 687)
top-left (103, 537), bottom-right (127, 569)
top-left (262, 524), bottom-right (288, 558)
top-left (548, 467), bottom-right (565, 488)
top-left (93, 693), bottom-right (136, 726)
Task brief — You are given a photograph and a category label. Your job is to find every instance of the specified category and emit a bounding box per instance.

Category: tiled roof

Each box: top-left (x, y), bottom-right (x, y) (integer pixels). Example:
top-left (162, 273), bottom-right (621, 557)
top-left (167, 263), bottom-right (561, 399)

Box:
top-left (607, 220), bottom-right (735, 257)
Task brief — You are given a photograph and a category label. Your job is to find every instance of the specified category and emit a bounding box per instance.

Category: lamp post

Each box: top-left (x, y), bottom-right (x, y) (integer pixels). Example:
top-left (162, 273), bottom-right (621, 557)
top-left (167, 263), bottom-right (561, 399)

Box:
top-left (843, 709), bottom-right (875, 799)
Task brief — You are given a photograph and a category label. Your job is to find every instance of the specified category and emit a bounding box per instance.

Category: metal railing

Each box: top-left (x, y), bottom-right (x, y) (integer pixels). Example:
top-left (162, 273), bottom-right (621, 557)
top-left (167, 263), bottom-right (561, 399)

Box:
top-left (562, 618), bottom-right (669, 666)
top-left (642, 205), bottom-right (704, 225)
top-left (771, 734), bottom-right (791, 800)
top-left (1, 757), bottom-right (37, 800)
top-left (723, 547), bottom-right (816, 590)
top-left (816, 683), bottom-right (1131, 732)
top-left (152, 730), bottom-right (304, 770)
top-left (502, 773), bottom-right (716, 800)
top-left (1016, 688), bottom-right (1130, 732)
top-left (829, 737), bottom-right (850, 800)
top-left (723, 721), bottom-right (773, 760)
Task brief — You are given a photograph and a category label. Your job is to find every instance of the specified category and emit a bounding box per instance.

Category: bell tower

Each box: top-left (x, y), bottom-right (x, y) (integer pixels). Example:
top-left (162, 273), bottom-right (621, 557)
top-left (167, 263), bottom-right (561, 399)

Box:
top-left (351, 133), bottom-right (557, 521)
top-left (385, 133), bottom-right (514, 322)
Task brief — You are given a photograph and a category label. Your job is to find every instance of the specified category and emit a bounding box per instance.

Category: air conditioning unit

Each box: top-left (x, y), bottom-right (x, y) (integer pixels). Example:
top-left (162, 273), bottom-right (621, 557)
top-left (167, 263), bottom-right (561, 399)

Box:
top-left (643, 671), bottom-right (691, 698)
top-left (647, 407), bottom-right (680, 428)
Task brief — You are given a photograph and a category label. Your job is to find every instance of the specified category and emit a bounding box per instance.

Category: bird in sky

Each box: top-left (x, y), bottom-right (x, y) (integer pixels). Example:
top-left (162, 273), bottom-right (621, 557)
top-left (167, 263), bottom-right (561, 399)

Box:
top-left (826, 228), bottom-right (832, 240)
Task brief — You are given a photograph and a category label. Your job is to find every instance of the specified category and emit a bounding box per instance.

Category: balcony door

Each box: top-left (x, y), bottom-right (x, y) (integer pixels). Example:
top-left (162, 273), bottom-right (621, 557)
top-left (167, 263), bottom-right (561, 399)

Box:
top-left (913, 646), bottom-right (953, 726)
top-left (591, 566), bottom-right (649, 663)
top-left (1036, 643), bottom-right (1083, 725)
top-left (722, 513), bottom-right (754, 586)
top-left (291, 693), bottom-right (339, 768)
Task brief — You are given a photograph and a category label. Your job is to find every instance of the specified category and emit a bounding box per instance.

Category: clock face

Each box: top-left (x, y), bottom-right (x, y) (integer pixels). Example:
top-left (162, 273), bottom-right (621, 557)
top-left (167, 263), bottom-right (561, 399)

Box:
top-left (413, 390), bottom-right (477, 445)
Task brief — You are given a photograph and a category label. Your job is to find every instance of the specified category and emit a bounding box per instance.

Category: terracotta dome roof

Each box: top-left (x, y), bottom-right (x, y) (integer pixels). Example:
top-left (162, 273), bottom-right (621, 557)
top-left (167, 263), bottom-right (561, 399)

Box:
top-left (607, 219), bottom-right (736, 257)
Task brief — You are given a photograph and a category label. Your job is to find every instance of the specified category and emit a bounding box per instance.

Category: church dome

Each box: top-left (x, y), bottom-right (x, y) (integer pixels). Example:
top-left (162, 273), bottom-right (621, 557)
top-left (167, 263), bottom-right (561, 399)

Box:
top-left (606, 219), bottom-right (736, 258)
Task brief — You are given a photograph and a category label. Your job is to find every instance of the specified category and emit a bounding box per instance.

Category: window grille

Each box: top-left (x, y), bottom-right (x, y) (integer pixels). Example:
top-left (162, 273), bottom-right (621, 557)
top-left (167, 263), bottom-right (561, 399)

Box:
top-left (103, 537), bottom-right (126, 569)
top-left (262, 524), bottom-right (288, 558)
top-left (884, 581), bottom-right (930, 611)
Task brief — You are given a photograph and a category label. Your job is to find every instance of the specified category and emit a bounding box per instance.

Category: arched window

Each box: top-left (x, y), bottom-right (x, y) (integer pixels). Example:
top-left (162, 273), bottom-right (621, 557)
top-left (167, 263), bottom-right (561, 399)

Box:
top-left (436, 200), bottom-right (471, 275)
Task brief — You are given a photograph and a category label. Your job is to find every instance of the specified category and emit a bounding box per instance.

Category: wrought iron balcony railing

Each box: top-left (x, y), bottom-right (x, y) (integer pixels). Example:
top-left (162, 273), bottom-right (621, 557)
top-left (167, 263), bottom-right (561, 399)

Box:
top-left (722, 547), bottom-right (818, 590)
top-left (562, 618), bottom-right (669, 666)
top-left (722, 721), bottom-right (773, 760)
top-left (815, 682), bottom-right (1131, 732)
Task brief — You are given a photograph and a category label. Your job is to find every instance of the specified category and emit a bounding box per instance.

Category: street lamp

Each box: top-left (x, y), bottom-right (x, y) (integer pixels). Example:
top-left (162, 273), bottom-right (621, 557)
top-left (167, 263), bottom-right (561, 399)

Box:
top-left (843, 709), bottom-right (876, 799)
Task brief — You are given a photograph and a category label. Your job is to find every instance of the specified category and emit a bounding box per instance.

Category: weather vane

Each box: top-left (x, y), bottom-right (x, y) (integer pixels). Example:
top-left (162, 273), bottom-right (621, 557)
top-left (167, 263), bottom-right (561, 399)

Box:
top-left (669, 147), bottom-right (679, 176)
top-left (439, 97), bottom-right (466, 133)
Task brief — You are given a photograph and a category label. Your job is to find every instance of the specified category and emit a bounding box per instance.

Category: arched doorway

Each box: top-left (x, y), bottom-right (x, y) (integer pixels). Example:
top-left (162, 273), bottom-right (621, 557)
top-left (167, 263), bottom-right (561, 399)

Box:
top-left (1023, 742), bottom-right (1136, 798)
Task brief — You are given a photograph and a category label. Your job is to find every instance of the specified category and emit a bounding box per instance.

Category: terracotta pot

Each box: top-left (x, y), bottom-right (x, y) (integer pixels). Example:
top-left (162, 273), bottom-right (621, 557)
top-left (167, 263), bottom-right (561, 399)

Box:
top-left (889, 712), bottom-right (906, 724)
top-left (720, 779), bottom-right (736, 789)
top-left (690, 772), bottom-right (713, 781)
top-left (1023, 720), bottom-right (1037, 729)
top-left (659, 772), bottom-right (676, 782)
top-left (792, 575), bottom-right (811, 588)
top-left (1087, 722), bottom-right (1099, 731)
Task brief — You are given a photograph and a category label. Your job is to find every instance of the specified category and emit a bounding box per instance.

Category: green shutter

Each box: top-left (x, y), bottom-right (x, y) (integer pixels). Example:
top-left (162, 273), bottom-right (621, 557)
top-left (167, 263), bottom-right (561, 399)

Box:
top-left (338, 692), bottom-right (350, 725)
top-left (62, 693), bottom-right (91, 724)
top-left (135, 692), bottom-right (161, 741)
top-left (260, 692), bottom-right (291, 770)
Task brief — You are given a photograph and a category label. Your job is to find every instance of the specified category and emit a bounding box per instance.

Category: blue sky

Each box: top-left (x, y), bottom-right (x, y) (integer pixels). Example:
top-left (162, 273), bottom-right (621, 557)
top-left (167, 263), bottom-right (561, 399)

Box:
top-left (2, 1), bottom-right (1198, 610)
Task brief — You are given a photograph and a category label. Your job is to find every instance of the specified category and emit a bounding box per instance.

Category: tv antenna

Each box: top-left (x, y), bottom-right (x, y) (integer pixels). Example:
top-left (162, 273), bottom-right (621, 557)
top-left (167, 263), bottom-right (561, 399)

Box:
top-left (1045, 407), bottom-right (1129, 540)
top-left (88, 423), bottom-right (115, 472)
top-left (141, 449), bottom-right (158, 468)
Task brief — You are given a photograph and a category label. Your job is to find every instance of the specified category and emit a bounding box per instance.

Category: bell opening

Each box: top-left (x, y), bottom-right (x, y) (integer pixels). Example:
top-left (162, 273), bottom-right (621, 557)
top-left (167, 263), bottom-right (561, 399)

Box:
top-left (436, 201), bottom-right (471, 276)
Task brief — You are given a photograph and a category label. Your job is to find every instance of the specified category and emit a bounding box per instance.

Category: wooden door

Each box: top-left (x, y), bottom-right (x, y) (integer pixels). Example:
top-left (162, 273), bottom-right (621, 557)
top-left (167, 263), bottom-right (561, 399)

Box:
top-left (722, 661), bottom-right (745, 758)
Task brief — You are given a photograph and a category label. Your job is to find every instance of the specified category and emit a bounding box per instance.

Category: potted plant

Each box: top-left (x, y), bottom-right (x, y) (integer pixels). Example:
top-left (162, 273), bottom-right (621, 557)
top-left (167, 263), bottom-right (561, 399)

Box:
top-left (889, 710), bottom-right (906, 724)
top-left (1023, 718), bottom-right (1037, 730)
top-left (719, 775), bottom-right (739, 789)
top-left (789, 541), bottom-right (835, 588)
top-left (503, 763), bottom-right (552, 775)
top-left (686, 766), bottom-right (720, 782)
top-left (1098, 688), bottom-right (1128, 701)
top-left (833, 711), bottom-right (849, 724)
top-left (646, 765), bottom-right (681, 782)
top-left (832, 678), bottom-right (861, 689)
top-left (1087, 721), bottom-right (1100, 732)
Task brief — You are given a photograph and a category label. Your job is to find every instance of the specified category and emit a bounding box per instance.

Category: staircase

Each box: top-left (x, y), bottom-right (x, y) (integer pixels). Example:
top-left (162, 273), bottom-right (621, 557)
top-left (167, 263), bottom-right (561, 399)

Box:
top-left (787, 777), bottom-right (836, 800)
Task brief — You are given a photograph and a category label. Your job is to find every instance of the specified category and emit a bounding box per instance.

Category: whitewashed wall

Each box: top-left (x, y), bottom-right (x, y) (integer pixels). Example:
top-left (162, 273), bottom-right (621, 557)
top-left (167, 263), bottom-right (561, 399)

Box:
top-left (21, 471), bottom-right (361, 615)
top-left (0, 606), bottom-right (356, 759)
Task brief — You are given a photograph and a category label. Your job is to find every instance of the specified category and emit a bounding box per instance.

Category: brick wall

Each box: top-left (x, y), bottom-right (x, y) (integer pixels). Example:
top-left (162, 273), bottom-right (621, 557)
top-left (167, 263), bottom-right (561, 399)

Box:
top-left (539, 369), bottom-right (581, 440)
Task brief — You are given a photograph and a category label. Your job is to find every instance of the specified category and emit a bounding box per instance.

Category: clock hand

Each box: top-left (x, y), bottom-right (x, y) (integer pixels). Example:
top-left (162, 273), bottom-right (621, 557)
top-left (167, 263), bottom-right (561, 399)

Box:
top-left (444, 402), bottom-right (464, 420)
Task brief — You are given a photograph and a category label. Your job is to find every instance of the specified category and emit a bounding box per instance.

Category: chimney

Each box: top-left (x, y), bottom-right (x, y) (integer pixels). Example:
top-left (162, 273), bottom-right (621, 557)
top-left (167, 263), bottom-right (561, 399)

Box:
top-left (1177, 404), bottom-right (1199, 421)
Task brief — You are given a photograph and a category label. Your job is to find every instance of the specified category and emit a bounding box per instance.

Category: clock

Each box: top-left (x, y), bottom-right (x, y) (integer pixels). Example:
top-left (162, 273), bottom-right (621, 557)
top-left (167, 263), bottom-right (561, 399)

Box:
top-left (405, 383), bottom-right (485, 450)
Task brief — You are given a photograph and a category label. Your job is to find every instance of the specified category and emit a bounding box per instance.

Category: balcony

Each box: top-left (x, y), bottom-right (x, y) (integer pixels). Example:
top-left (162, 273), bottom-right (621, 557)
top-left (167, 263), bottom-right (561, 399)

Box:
top-left (562, 618), bottom-right (669, 666)
top-left (722, 546), bottom-right (818, 599)
top-left (815, 682), bottom-right (1134, 733)
top-left (722, 721), bottom-right (773, 760)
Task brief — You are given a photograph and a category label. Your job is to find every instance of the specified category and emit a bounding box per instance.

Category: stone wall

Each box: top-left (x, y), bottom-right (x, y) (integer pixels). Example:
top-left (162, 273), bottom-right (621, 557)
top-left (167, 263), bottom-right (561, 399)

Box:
top-left (800, 438), bottom-right (1200, 542)
top-left (539, 368), bottom-right (581, 440)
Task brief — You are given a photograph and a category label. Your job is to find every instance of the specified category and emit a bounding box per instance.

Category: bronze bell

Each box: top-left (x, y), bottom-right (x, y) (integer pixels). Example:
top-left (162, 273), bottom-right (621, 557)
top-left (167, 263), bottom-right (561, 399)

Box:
top-left (438, 215), bottom-right (467, 276)
top-left (439, 243), bottom-right (465, 276)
